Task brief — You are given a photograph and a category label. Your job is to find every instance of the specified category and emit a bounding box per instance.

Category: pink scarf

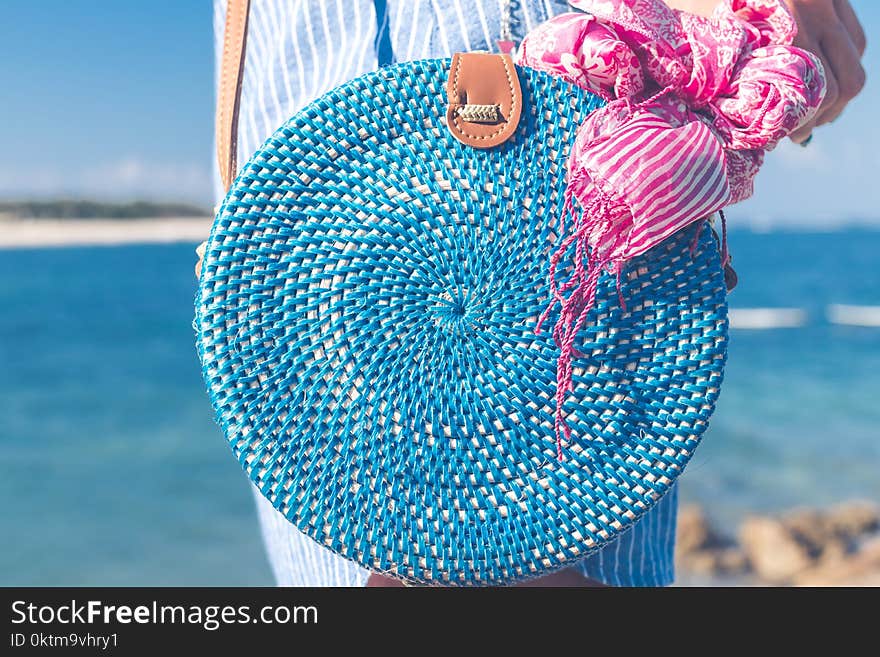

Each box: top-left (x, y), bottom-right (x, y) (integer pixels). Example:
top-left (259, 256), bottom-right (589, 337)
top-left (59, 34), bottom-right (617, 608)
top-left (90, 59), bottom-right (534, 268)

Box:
top-left (514, 0), bottom-right (826, 456)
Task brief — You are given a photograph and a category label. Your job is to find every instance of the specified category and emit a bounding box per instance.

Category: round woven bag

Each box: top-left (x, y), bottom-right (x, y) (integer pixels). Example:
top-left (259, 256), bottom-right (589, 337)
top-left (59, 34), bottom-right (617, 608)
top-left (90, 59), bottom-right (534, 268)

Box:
top-left (195, 58), bottom-right (729, 585)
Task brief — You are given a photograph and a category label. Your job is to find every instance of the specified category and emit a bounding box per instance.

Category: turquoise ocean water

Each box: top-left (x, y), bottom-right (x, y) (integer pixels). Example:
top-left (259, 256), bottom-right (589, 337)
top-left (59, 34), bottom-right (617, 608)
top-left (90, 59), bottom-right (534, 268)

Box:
top-left (1, 230), bottom-right (878, 585)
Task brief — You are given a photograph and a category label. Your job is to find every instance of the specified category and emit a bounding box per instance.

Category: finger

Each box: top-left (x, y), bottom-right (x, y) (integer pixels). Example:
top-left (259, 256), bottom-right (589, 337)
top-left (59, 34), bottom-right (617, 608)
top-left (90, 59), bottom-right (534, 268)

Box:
top-left (813, 50), bottom-right (839, 126)
top-left (789, 124), bottom-right (813, 144)
top-left (790, 50), bottom-right (837, 141)
top-left (790, 108), bottom-right (816, 143)
top-left (816, 25), bottom-right (865, 125)
top-left (834, 0), bottom-right (867, 55)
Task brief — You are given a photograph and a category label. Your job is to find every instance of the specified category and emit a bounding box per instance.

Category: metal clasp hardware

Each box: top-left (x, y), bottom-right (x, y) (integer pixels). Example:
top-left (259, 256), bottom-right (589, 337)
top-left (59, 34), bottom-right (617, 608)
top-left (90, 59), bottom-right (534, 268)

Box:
top-left (456, 104), bottom-right (501, 124)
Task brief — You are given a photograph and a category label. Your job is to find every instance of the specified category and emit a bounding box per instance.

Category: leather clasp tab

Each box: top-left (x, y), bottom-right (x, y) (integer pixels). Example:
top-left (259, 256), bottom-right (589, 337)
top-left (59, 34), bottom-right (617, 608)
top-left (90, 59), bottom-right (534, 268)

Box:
top-left (446, 52), bottom-right (522, 149)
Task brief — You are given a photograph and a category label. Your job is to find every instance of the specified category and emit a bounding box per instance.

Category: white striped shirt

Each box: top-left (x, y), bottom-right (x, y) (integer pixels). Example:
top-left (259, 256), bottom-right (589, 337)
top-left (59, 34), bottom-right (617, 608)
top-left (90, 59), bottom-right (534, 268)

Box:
top-left (214, 0), bottom-right (678, 586)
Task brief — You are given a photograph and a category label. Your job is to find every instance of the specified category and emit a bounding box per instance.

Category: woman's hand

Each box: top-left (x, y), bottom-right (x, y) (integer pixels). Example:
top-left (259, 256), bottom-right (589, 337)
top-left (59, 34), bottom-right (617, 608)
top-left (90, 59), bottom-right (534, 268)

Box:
top-left (665, 0), bottom-right (867, 143)
top-left (785, 0), bottom-right (866, 143)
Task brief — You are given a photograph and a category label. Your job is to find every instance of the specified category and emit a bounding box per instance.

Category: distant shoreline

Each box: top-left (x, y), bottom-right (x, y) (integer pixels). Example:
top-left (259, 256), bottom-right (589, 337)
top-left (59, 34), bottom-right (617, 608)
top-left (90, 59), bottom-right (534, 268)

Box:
top-left (0, 217), bottom-right (213, 249)
top-left (2, 215), bottom-right (878, 250)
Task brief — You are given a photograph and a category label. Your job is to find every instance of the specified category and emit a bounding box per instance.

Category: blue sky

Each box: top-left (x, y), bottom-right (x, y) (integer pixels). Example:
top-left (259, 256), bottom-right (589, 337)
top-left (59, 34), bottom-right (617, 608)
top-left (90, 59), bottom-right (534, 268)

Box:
top-left (1, 0), bottom-right (877, 226)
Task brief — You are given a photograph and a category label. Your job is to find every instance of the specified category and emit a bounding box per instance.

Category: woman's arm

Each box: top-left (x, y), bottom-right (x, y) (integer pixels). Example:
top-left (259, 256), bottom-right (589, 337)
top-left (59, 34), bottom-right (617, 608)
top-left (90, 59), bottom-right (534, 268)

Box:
top-left (664, 0), bottom-right (867, 143)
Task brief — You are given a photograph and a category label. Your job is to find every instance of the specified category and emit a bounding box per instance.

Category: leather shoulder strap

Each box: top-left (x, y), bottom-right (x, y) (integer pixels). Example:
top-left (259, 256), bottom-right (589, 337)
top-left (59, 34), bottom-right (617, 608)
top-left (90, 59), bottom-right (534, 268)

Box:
top-left (216, 0), bottom-right (251, 194)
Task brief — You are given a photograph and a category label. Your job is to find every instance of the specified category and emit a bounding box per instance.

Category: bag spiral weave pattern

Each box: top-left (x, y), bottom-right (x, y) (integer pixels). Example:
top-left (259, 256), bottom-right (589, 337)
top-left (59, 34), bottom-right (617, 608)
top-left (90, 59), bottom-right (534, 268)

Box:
top-left (195, 59), bottom-right (729, 585)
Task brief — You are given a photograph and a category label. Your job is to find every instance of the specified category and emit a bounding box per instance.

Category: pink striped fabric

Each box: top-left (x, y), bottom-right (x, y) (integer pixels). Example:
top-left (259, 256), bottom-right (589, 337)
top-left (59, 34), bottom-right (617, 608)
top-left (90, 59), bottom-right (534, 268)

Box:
top-left (569, 98), bottom-right (731, 261)
top-left (518, 0), bottom-right (827, 455)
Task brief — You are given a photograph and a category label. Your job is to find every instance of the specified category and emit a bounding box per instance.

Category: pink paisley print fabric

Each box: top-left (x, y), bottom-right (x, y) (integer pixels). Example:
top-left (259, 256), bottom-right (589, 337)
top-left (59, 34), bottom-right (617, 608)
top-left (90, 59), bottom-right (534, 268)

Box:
top-left (516, 0), bottom-right (826, 455)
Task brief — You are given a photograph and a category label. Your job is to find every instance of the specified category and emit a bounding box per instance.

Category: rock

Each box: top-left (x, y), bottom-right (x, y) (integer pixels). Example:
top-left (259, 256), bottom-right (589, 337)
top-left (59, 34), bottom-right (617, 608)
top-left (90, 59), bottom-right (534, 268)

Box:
top-left (678, 550), bottom-right (718, 577)
top-left (675, 506), bottom-right (750, 578)
top-left (781, 502), bottom-right (879, 556)
top-left (825, 501), bottom-right (880, 539)
top-left (678, 546), bottom-right (750, 577)
top-left (739, 516), bottom-right (812, 583)
top-left (794, 536), bottom-right (880, 586)
top-left (682, 547), bottom-right (750, 576)
top-left (817, 538), bottom-right (849, 566)
top-left (676, 505), bottom-right (712, 555)
top-left (676, 503), bottom-right (880, 585)
top-left (781, 509), bottom-right (830, 558)
top-left (715, 547), bottom-right (750, 574)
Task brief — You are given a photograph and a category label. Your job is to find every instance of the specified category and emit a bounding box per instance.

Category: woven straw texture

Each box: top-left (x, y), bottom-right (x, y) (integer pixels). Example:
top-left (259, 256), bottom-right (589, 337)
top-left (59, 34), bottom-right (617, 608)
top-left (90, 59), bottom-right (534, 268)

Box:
top-left (195, 59), bottom-right (729, 585)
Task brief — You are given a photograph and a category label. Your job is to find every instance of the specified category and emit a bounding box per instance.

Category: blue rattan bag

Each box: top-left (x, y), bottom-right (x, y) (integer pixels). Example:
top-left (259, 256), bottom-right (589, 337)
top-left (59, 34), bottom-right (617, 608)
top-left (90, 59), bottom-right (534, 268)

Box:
top-left (195, 56), bottom-right (728, 585)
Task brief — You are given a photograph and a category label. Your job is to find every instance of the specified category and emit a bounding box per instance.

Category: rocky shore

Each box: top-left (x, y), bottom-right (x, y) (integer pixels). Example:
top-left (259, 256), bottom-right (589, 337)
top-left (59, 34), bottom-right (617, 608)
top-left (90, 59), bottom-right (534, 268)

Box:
top-left (676, 501), bottom-right (880, 586)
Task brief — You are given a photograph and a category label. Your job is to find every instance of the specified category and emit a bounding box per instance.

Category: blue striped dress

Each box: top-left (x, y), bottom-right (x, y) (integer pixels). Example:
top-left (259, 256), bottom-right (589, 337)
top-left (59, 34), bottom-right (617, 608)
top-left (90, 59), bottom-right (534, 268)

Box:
top-left (213, 0), bottom-right (679, 587)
